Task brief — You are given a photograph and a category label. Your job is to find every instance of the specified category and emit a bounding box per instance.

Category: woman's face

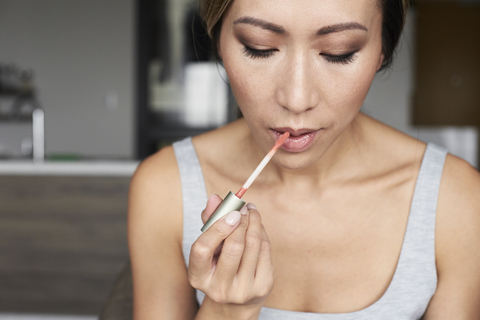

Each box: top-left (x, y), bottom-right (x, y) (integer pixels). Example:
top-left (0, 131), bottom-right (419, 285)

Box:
top-left (219, 0), bottom-right (384, 168)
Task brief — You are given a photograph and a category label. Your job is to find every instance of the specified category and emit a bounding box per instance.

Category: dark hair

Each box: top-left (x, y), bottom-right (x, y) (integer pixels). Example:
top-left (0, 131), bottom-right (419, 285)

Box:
top-left (200, 0), bottom-right (409, 71)
top-left (378, 0), bottom-right (410, 71)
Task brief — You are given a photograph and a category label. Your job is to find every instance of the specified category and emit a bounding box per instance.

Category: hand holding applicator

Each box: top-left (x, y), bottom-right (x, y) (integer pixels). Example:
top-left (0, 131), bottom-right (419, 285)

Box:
top-left (201, 132), bottom-right (290, 232)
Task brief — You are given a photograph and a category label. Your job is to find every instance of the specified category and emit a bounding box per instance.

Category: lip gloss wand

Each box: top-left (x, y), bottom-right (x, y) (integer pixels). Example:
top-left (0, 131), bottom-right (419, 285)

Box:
top-left (201, 132), bottom-right (290, 232)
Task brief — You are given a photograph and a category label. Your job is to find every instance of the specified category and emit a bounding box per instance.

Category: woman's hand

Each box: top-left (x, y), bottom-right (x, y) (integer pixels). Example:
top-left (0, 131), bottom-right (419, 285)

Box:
top-left (188, 194), bottom-right (274, 319)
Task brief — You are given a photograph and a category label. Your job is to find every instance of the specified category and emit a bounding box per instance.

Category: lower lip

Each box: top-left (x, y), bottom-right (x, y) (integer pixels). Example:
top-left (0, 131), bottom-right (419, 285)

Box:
top-left (272, 130), bottom-right (319, 153)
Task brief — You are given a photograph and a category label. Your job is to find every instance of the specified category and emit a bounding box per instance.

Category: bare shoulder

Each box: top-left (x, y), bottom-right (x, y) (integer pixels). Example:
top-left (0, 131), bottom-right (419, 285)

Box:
top-left (128, 146), bottom-right (197, 319)
top-left (439, 154), bottom-right (480, 210)
top-left (436, 154), bottom-right (480, 260)
top-left (130, 145), bottom-right (181, 200)
top-left (128, 145), bottom-right (184, 258)
top-left (425, 154), bottom-right (480, 318)
top-left (129, 145), bottom-right (182, 232)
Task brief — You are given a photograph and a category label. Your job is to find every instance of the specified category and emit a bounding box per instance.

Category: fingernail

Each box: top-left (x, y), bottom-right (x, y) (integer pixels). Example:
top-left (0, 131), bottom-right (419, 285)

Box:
top-left (225, 211), bottom-right (241, 226)
top-left (240, 205), bottom-right (248, 215)
top-left (247, 203), bottom-right (257, 210)
top-left (206, 194), bottom-right (216, 206)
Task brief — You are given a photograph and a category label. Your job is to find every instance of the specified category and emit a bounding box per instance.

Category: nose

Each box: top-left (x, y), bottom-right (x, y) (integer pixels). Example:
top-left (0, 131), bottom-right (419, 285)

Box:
top-left (276, 53), bottom-right (320, 114)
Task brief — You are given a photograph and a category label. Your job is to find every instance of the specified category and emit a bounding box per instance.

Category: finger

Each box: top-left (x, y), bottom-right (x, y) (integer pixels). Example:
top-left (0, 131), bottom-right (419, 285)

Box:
top-left (253, 225), bottom-right (274, 295)
top-left (214, 205), bottom-right (249, 281)
top-left (189, 210), bottom-right (242, 282)
top-left (201, 194), bottom-right (223, 223)
top-left (237, 206), bottom-right (264, 286)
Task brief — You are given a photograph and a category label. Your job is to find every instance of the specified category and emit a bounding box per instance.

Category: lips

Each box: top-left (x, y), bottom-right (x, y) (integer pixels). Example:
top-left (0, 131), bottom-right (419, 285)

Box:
top-left (272, 127), bottom-right (320, 152)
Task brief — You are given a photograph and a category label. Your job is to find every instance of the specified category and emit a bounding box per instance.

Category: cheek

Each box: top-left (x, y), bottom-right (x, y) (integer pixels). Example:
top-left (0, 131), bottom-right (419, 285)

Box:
top-left (315, 71), bottom-right (373, 121)
top-left (224, 57), bottom-right (274, 113)
top-left (326, 37), bottom-right (383, 113)
top-left (345, 71), bottom-right (375, 103)
top-left (328, 54), bottom-right (380, 112)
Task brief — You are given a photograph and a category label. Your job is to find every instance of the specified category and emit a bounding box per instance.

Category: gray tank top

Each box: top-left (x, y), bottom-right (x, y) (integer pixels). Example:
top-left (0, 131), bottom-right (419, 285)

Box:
top-left (173, 138), bottom-right (447, 320)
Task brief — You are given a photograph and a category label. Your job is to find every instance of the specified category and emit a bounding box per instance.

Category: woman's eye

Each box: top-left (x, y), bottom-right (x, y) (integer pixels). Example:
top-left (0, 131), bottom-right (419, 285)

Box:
top-left (242, 45), bottom-right (275, 59)
top-left (321, 51), bottom-right (357, 65)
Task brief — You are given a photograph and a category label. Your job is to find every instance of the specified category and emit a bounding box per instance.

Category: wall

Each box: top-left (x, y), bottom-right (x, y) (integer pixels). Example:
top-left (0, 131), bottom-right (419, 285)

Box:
top-left (1, 3), bottom-right (477, 164)
top-left (363, 8), bottom-right (478, 167)
top-left (363, 8), bottom-right (415, 135)
top-left (0, 0), bottom-right (135, 159)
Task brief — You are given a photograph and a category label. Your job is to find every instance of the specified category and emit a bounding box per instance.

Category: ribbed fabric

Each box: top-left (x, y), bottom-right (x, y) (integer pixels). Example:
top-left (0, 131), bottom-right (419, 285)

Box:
top-left (173, 138), bottom-right (447, 319)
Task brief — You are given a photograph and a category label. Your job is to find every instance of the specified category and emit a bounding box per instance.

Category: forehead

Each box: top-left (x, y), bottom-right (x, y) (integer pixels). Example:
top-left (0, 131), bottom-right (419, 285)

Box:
top-left (225, 0), bottom-right (381, 31)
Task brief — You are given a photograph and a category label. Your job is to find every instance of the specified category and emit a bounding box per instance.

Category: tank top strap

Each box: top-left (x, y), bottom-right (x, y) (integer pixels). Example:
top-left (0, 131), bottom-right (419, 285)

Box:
top-left (380, 143), bottom-right (447, 317)
top-left (399, 143), bottom-right (447, 264)
top-left (172, 137), bottom-right (207, 266)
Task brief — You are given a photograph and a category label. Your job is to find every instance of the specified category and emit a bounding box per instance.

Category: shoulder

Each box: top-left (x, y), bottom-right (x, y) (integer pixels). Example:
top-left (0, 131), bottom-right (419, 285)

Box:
top-left (437, 153), bottom-right (480, 238)
top-left (130, 144), bottom-right (181, 207)
top-left (128, 144), bottom-right (182, 243)
top-left (440, 152), bottom-right (480, 199)
top-left (436, 153), bottom-right (480, 256)
top-left (128, 145), bottom-right (201, 318)
top-left (427, 153), bottom-right (480, 315)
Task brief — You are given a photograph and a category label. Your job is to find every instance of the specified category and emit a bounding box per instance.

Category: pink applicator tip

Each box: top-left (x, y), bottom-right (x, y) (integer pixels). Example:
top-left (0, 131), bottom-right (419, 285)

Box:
top-left (235, 132), bottom-right (290, 198)
top-left (273, 131), bottom-right (290, 151)
top-left (235, 187), bottom-right (248, 199)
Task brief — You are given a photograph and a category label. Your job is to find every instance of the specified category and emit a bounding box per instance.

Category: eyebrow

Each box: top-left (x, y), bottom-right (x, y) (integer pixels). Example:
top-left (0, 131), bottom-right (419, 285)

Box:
top-left (234, 17), bottom-right (285, 34)
top-left (233, 17), bottom-right (368, 36)
top-left (316, 22), bottom-right (368, 35)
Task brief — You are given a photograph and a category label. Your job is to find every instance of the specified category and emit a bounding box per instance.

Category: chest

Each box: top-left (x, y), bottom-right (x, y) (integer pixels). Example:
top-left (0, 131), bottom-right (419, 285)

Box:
top-left (202, 162), bottom-right (417, 313)
top-left (248, 187), bottom-right (412, 313)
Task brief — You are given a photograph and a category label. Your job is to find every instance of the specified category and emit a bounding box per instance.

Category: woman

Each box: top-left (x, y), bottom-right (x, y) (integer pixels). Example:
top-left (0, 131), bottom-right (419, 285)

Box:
top-left (128, 0), bottom-right (480, 318)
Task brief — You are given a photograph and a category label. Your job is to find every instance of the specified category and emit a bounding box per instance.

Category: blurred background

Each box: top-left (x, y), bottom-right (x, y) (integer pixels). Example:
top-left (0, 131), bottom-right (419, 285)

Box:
top-left (0, 0), bottom-right (479, 319)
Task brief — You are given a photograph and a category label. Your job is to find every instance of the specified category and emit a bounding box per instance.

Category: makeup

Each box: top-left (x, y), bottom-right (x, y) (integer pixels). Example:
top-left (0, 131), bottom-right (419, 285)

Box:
top-left (273, 128), bottom-right (319, 153)
top-left (201, 132), bottom-right (290, 232)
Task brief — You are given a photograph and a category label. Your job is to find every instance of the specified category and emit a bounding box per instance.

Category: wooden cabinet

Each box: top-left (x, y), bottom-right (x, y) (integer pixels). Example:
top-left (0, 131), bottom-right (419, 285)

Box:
top-left (0, 176), bottom-right (130, 315)
top-left (413, 1), bottom-right (480, 126)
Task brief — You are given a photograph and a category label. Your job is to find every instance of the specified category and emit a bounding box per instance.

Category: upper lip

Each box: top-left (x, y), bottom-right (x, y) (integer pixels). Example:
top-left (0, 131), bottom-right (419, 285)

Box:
top-left (272, 127), bottom-right (318, 137)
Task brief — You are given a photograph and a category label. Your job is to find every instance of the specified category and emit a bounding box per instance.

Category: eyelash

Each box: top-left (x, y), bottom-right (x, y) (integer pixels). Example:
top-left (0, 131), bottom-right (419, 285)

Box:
top-left (321, 52), bottom-right (358, 65)
top-left (242, 45), bottom-right (358, 65)
top-left (242, 46), bottom-right (275, 59)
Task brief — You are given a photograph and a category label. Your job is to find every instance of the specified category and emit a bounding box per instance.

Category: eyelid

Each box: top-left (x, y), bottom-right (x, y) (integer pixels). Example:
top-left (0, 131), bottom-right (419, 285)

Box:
top-left (242, 44), bottom-right (277, 59)
top-left (242, 42), bottom-right (278, 59)
top-left (241, 39), bottom-right (358, 63)
top-left (321, 51), bottom-right (358, 64)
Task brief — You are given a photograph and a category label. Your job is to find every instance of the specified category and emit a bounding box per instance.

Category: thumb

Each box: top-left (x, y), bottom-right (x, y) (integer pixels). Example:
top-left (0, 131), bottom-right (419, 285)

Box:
top-left (201, 194), bottom-right (223, 223)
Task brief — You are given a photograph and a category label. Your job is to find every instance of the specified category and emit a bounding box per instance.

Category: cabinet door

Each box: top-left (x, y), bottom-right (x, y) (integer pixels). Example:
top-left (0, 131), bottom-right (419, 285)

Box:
top-left (413, 1), bottom-right (480, 126)
top-left (0, 176), bottom-right (130, 314)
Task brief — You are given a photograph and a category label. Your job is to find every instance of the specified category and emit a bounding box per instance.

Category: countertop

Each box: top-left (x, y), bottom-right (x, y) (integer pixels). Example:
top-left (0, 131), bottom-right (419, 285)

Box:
top-left (0, 160), bottom-right (139, 176)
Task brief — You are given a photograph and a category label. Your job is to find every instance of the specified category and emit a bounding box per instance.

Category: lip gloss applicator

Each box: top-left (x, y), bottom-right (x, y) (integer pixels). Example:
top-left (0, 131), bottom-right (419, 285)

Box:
top-left (201, 132), bottom-right (290, 232)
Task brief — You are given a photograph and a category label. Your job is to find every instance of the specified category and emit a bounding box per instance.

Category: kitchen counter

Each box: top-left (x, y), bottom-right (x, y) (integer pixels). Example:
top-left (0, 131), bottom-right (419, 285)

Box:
top-left (0, 160), bottom-right (139, 176)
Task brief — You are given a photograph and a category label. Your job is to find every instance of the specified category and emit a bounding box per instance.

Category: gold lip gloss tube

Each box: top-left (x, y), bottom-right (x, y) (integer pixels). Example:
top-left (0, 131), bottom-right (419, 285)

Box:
top-left (200, 191), bottom-right (245, 232)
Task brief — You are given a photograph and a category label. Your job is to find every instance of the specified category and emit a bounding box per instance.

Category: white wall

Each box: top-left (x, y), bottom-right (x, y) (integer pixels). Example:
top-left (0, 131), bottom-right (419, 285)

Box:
top-left (363, 8), bottom-right (415, 135)
top-left (0, 0), bottom-right (135, 159)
